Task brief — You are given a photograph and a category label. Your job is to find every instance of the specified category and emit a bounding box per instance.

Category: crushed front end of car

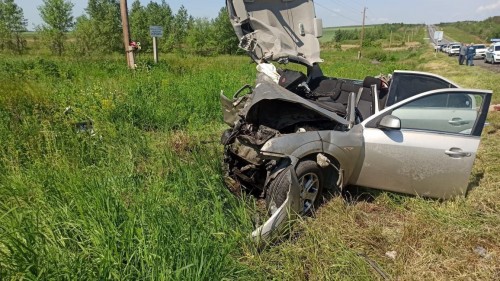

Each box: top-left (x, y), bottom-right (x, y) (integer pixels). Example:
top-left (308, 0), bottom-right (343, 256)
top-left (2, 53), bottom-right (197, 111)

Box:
top-left (220, 71), bottom-right (354, 241)
top-left (220, 0), bottom-right (365, 241)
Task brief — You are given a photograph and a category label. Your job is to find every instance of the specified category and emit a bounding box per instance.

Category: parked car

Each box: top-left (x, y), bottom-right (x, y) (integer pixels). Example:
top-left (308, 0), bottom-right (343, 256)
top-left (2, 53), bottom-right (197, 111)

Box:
top-left (222, 0), bottom-right (492, 241)
top-left (473, 44), bottom-right (487, 59)
top-left (448, 44), bottom-right (461, 56)
top-left (485, 43), bottom-right (500, 64)
top-left (442, 44), bottom-right (450, 53)
top-left (443, 42), bottom-right (459, 53)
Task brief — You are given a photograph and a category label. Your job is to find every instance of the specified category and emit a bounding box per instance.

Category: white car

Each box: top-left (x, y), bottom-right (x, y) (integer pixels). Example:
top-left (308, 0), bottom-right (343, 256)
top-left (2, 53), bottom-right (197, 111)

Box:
top-left (473, 44), bottom-right (487, 59)
top-left (448, 44), bottom-right (461, 56)
top-left (485, 43), bottom-right (500, 64)
top-left (443, 42), bottom-right (459, 54)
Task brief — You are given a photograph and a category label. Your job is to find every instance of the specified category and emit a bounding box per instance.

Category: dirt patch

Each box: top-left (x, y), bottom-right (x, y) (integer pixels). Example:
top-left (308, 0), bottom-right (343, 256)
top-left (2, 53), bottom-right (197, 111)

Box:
top-left (421, 61), bottom-right (446, 71)
top-left (384, 43), bottom-right (421, 52)
top-left (341, 44), bottom-right (358, 50)
top-left (489, 105), bottom-right (500, 112)
top-left (474, 59), bottom-right (500, 73)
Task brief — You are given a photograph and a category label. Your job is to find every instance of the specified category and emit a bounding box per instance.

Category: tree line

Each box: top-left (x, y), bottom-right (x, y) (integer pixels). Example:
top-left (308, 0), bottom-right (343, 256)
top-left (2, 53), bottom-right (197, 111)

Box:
top-left (0, 0), bottom-right (239, 56)
top-left (331, 23), bottom-right (423, 47)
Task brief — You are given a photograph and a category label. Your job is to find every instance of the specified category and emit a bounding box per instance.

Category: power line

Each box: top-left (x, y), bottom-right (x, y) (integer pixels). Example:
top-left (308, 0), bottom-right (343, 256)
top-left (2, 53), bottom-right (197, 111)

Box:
top-left (326, 0), bottom-right (363, 15)
top-left (315, 1), bottom-right (361, 25)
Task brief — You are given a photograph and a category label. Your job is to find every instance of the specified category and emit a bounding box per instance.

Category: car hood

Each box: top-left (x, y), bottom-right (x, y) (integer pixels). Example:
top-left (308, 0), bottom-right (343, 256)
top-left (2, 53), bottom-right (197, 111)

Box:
top-left (242, 73), bottom-right (349, 130)
top-left (226, 0), bottom-right (323, 66)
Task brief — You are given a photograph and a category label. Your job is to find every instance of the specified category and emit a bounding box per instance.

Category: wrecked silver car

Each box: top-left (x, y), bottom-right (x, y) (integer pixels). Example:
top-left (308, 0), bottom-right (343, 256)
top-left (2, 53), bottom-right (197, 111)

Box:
top-left (221, 0), bottom-right (492, 240)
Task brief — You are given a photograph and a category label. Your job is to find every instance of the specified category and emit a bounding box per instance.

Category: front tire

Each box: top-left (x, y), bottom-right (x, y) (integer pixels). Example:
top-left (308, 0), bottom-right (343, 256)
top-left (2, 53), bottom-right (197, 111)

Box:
top-left (266, 160), bottom-right (326, 216)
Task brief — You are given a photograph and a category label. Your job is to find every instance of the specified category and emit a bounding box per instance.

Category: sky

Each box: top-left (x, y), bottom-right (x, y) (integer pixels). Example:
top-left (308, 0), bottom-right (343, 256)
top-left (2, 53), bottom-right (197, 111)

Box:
top-left (17, 0), bottom-right (500, 30)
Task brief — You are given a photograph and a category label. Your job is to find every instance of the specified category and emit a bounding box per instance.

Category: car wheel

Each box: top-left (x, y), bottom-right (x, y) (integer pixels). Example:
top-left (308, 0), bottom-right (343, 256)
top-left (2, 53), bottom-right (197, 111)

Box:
top-left (266, 160), bottom-right (326, 216)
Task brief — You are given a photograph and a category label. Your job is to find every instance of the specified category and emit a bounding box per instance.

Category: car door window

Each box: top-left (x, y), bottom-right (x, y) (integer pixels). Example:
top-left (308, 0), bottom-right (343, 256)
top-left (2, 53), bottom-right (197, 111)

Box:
top-left (392, 93), bottom-right (483, 135)
top-left (386, 73), bottom-right (456, 106)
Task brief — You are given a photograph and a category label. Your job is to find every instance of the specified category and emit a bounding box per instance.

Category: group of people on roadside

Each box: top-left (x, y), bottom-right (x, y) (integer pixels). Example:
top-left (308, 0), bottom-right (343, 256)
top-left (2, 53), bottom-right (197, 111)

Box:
top-left (458, 43), bottom-right (476, 66)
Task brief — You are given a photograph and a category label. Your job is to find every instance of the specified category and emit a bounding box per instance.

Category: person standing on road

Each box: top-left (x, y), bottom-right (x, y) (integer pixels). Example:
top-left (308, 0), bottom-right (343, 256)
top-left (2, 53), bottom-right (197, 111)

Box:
top-left (466, 43), bottom-right (476, 66)
top-left (459, 43), bottom-right (466, 65)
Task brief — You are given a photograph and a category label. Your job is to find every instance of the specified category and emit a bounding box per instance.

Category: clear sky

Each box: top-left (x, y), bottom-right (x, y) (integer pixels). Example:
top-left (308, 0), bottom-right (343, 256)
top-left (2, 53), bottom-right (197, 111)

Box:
top-left (17, 0), bottom-right (500, 30)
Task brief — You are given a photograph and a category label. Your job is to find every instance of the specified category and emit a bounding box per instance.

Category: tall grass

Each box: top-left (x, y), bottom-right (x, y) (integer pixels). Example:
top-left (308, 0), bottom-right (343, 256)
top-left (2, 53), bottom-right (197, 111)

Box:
top-left (0, 54), bottom-right (262, 280)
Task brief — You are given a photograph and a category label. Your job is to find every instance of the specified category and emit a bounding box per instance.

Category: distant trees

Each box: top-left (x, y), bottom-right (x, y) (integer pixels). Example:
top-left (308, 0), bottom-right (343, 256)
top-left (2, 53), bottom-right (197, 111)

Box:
top-left (128, 3), bottom-right (237, 56)
top-left (331, 23), bottom-right (421, 47)
top-left (184, 8), bottom-right (239, 56)
top-left (0, 1), bottom-right (239, 57)
top-left (129, 0), bottom-right (174, 52)
top-left (73, 0), bottom-right (122, 55)
top-left (0, 0), bottom-right (27, 53)
top-left (38, 0), bottom-right (74, 55)
top-left (211, 7), bottom-right (239, 55)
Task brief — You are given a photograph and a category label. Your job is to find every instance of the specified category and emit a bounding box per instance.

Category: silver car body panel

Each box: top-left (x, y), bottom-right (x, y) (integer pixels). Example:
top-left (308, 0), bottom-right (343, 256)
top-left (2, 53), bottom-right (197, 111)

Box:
top-left (261, 128), bottom-right (364, 189)
top-left (227, 0), bottom-right (322, 66)
top-left (355, 129), bottom-right (480, 198)
top-left (354, 88), bottom-right (492, 198)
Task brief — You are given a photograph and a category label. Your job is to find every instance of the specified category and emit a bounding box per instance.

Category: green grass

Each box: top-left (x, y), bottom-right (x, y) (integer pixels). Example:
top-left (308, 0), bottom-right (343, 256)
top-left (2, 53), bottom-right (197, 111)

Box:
top-left (440, 26), bottom-right (486, 44)
top-left (0, 44), bottom-right (499, 280)
top-left (0, 54), bottom-right (262, 280)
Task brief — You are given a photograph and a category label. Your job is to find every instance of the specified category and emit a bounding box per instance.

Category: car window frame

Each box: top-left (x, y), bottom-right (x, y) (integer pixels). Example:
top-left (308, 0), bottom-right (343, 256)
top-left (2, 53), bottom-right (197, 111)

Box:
top-left (363, 88), bottom-right (492, 137)
top-left (385, 71), bottom-right (459, 107)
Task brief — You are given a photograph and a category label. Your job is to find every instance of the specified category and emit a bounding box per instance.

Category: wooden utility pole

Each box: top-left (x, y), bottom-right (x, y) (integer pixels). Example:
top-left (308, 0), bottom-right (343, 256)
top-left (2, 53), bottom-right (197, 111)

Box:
top-left (358, 6), bottom-right (367, 59)
top-left (120, 0), bottom-right (135, 69)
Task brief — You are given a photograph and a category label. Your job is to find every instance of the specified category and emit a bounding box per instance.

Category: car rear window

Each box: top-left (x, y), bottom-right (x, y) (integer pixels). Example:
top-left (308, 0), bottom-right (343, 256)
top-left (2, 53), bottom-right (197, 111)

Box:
top-left (495, 46), bottom-right (500, 51)
top-left (475, 45), bottom-right (485, 48)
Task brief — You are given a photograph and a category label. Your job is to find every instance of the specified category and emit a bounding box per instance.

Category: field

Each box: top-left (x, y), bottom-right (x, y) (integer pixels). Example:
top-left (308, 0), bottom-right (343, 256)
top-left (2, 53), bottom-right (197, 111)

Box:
top-left (0, 44), bottom-right (499, 279)
top-left (439, 26), bottom-right (486, 44)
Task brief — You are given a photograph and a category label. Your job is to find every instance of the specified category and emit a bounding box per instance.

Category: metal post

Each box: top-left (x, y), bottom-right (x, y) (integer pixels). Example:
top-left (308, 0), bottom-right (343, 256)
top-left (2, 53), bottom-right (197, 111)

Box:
top-left (153, 37), bottom-right (158, 63)
top-left (359, 6), bottom-right (366, 59)
top-left (120, 0), bottom-right (135, 69)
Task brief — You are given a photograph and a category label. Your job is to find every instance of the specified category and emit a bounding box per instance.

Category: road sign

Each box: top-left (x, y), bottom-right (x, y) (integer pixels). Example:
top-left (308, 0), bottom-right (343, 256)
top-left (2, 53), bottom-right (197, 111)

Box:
top-left (150, 26), bottom-right (164, 38)
top-left (434, 31), bottom-right (443, 41)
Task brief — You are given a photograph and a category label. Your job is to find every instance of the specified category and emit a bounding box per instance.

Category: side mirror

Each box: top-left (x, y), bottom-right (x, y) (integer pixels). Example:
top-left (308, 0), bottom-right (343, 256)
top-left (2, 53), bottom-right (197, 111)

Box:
top-left (378, 115), bottom-right (401, 130)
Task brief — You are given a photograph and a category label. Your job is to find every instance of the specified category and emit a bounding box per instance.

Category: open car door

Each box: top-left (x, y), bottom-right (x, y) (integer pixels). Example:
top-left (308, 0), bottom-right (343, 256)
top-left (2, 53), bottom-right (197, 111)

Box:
top-left (354, 89), bottom-right (491, 199)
